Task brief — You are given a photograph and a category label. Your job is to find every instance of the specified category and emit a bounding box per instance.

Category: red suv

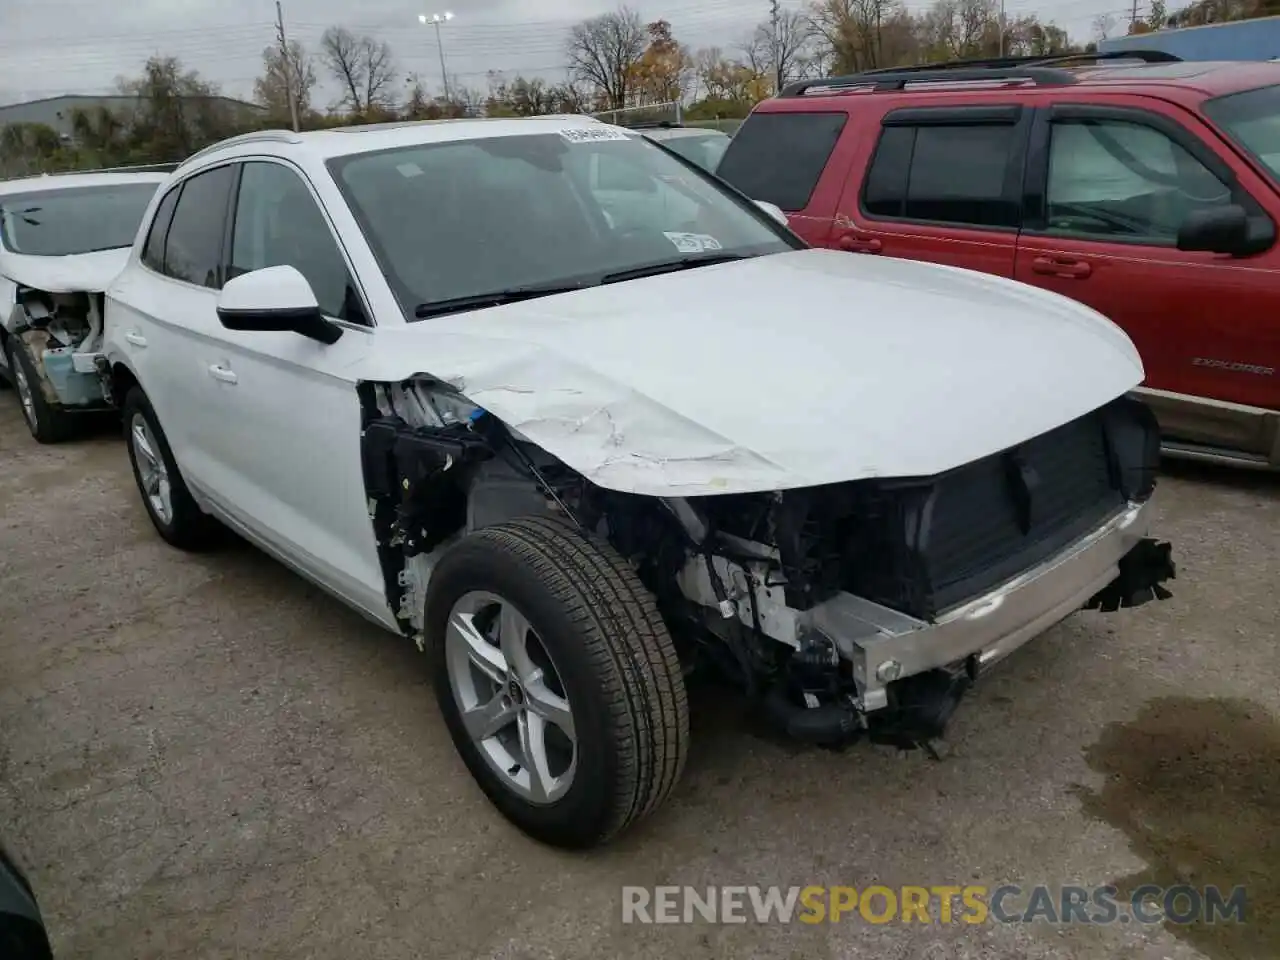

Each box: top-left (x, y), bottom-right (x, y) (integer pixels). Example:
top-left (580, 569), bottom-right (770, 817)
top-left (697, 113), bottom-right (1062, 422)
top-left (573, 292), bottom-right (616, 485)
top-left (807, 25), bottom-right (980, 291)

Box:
top-left (716, 52), bottom-right (1280, 469)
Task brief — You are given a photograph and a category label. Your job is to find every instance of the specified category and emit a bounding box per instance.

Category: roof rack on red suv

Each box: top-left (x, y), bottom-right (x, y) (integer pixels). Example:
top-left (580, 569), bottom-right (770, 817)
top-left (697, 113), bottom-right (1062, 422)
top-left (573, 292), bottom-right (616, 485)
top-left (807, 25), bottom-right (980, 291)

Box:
top-left (778, 50), bottom-right (1183, 96)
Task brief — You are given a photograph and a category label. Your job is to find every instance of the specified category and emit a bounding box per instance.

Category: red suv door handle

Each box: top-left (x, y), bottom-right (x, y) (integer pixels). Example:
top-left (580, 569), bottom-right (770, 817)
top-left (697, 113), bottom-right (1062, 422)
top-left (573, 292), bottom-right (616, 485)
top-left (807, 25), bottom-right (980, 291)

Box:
top-left (839, 234), bottom-right (882, 254)
top-left (1031, 256), bottom-right (1092, 279)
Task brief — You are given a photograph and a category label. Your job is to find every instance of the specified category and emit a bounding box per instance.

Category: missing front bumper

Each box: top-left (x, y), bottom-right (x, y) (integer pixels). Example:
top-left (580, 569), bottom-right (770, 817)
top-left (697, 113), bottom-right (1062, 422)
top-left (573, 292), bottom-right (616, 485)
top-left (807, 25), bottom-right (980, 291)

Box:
top-left (808, 501), bottom-right (1170, 714)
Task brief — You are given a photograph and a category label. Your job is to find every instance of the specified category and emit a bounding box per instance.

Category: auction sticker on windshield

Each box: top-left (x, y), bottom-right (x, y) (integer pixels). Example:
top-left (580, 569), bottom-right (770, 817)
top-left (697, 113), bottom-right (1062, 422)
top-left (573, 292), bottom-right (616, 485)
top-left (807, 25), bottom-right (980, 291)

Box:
top-left (664, 232), bottom-right (723, 253)
top-left (560, 126), bottom-right (631, 143)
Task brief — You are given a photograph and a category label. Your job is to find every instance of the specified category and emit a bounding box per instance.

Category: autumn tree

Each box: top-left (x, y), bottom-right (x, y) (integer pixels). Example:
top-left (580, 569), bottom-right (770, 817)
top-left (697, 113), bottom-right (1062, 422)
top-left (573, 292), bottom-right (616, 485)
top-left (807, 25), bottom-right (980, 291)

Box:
top-left (254, 39), bottom-right (317, 121)
top-left (566, 6), bottom-right (647, 110)
top-left (320, 26), bottom-right (398, 115)
top-left (630, 20), bottom-right (693, 104)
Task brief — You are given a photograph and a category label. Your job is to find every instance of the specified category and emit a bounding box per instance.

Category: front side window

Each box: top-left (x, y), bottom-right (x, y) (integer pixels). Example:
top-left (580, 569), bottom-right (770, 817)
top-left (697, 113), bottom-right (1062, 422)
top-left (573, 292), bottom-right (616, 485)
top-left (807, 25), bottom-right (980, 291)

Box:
top-left (1045, 118), bottom-right (1232, 243)
top-left (229, 162), bottom-right (366, 324)
top-left (162, 165), bottom-right (236, 288)
top-left (0, 182), bottom-right (160, 256)
top-left (327, 130), bottom-right (797, 320)
top-left (1203, 83), bottom-right (1280, 183)
top-left (863, 123), bottom-right (1020, 228)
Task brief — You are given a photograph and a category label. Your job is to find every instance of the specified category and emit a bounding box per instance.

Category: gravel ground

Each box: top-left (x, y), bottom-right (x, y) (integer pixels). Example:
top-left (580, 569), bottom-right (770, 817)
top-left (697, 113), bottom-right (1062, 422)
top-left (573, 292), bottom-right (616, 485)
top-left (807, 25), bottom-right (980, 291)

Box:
top-left (1, 395), bottom-right (1276, 960)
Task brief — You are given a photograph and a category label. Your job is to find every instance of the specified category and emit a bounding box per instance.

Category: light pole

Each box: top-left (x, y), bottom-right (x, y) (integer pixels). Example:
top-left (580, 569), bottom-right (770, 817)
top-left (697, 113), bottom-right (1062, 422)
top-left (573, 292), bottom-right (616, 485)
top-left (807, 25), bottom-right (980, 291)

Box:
top-left (418, 12), bottom-right (454, 103)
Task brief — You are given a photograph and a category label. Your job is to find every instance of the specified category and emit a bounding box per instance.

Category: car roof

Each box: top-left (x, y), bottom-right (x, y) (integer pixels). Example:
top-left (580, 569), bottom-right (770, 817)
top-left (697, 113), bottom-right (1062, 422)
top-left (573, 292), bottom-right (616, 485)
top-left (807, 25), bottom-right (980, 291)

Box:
top-left (759, 60), bottom-right (1280, 112)
top-left (0, 170), bottom-right (169, 197)
top-left (177, 115), bottom-right (632, 171)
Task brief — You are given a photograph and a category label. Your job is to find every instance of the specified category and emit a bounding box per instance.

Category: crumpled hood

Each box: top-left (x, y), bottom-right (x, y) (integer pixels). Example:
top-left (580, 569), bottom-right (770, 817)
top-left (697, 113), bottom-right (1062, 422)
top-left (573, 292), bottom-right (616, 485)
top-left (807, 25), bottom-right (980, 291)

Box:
top-left (0, 247), bottom-right (131, 293)
top-left (368, 248), bottom-right (1145, 496)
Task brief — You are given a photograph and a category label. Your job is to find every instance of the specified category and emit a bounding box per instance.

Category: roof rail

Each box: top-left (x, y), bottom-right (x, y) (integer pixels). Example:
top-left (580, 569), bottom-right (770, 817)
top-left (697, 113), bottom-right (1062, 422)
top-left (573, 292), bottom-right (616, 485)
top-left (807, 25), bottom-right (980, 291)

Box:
top-left (780, 66), bottom-right (1077, 96)
top-left (179, 128), bottom-right (302, 167)
top-left (780, 49), bottom-right (1183, 97)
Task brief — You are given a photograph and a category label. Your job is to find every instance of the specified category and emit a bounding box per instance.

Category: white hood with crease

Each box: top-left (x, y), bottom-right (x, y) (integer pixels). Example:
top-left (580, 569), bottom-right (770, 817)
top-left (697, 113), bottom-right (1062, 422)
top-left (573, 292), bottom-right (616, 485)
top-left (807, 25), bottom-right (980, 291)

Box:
top-left (0, 247), bottom-right (131, 294)
top-left (367, 249), bottom-right (1145, 497)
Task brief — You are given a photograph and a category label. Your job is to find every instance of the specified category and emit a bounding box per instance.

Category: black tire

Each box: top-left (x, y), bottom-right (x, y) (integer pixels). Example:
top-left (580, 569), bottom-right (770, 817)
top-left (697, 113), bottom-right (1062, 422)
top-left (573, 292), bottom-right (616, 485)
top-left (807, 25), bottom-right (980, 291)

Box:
top-left (121, 386), bottom-right (220, 550)
top-left (425, 516), bottom-right (690, 849)
top-left (5, 336), bottom-right (74, 443)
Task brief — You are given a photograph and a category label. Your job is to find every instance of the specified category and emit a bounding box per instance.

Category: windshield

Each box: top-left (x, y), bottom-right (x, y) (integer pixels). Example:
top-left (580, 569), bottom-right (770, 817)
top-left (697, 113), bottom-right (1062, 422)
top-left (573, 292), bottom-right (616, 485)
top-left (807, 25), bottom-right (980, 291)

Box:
top-left (1203, 83), bottom-right (1280, 182)
top-left (656, 132), bottom-right (731, 172)
top-left (326, 129), bottom-right (796, 320)
top-left (0, 182), bottom-right (161, 256)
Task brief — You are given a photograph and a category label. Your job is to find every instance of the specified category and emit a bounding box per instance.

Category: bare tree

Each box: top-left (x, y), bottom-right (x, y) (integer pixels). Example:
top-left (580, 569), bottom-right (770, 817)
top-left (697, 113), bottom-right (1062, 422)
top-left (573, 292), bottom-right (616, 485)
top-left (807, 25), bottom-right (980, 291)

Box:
top-left (746, 9), bottom-right (813, 91)
top-left (360, 35), bottom-right (397, 112)
top-left (254, 40), bottom-right (317, 119)
top-left (810, 0), bottom-right (908, 73)
top-left (320, 26), bottom-right (397, 114)
top-left (566, 6), bottom-right (647, 110)
top-left (1092, 11), bottom-right (1117, 40)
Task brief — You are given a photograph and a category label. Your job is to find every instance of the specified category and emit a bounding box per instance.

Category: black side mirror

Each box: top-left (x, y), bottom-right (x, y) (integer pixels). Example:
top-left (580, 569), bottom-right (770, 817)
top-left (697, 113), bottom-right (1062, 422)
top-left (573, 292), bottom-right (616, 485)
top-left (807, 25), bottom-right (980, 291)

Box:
top-left (214, 265), bottom-right (343, 345)
top-left (1176, 204), bottom-right (1251, 255)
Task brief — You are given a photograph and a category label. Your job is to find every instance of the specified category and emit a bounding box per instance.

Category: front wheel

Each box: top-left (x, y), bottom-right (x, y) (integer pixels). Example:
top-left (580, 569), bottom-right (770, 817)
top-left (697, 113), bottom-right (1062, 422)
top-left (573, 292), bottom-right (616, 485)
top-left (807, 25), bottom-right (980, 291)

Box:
top-left (425, 516), bottom-right (690, 849)
top-left (5, 336), bottom-right (73, 443)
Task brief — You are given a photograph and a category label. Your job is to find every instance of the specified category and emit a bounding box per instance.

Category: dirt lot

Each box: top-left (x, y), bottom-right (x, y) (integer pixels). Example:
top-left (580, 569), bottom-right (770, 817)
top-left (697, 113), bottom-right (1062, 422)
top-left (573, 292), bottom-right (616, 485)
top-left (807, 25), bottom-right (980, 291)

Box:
top-left (1, 395), bottom-right (1277, 960)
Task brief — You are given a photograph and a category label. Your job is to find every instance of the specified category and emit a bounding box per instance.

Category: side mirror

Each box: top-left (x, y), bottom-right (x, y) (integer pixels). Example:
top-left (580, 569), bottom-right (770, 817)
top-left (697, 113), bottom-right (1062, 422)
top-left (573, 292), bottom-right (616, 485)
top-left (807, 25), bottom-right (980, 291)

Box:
top-left (1176, 204), bottom-right (1251, 255)
top-left (216, 265), bottom-right (342, 345)
top-left (753, 199), bottom-right (789, 227)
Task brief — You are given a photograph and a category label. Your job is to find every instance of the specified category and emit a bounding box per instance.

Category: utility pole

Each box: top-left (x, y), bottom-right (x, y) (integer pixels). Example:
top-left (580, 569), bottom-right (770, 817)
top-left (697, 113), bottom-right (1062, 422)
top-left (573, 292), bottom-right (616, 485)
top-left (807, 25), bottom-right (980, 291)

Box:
top-left (770, 0), bottom-right (782, 94)
top-left (1131, 0), bottom-right (1140, 31)
top-left (998, 0), bottom-right (1006, 57)
top-left (275, 0), bottom-right (300, 132)
top-left (419, 12), bottom-right (455, 104)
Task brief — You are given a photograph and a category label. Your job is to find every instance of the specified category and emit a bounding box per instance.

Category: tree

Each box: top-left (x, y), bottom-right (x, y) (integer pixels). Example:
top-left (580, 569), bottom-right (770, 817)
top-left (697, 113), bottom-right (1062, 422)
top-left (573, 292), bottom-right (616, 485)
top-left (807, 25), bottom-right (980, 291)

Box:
top-left (320, 26), bottom-right (398, 115)
top-left (631, 20), bottom-right (693, 104)
top-left (1092, 11), bottom-right (1117, 41)
top-left (0, 123), bottom-right (70, 177)
top-left (118, 56), bottom-right (238, 161)
top-left (254, 39), bottom-right (317, 121)
top-left (747, 9), bottom-right (813, 92)
top-left (566, 6), bottom-right (647, 110)
top-left (810, 0), bottom-right (909, 72)
top-left (403, 73), bottom-right (433, 119)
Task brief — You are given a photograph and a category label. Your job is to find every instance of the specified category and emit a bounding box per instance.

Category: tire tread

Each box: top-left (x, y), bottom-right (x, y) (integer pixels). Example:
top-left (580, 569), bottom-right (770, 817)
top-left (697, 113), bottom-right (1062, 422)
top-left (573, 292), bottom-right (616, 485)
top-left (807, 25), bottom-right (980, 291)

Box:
top-left (461, 515), bottom-right (688, 845)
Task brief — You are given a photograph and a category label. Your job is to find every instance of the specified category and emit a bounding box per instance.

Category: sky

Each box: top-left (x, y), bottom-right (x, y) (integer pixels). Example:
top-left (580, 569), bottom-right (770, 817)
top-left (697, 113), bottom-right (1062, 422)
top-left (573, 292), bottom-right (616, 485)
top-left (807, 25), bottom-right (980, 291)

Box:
top-left (0, 0), bottom-right (1143, 108)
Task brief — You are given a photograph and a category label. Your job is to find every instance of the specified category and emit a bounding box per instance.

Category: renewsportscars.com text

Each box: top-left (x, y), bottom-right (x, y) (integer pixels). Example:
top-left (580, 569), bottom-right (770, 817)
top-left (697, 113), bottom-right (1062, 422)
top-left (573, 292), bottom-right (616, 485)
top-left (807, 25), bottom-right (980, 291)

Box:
top-left (621, 884), bottom-right (1248, 926)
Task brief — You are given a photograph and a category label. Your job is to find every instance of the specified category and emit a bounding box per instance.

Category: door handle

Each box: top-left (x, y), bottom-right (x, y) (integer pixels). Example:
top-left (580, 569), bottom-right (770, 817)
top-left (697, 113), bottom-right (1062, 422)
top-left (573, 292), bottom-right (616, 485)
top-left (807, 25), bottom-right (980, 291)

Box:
top-left (124, 331), bottom-right (148, 348)
top-left (838, 234), bottom-right (883, 254)
top-left (208, 363), bottom-right (238, 384)
top-left (1031, 256), bottom-right (1091, 279)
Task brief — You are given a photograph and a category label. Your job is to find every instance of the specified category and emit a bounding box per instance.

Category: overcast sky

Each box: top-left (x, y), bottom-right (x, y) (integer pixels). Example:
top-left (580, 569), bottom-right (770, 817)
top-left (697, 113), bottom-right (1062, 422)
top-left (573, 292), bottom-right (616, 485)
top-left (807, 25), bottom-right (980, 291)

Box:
top-left (1, 0), bottom-right (1133, 108)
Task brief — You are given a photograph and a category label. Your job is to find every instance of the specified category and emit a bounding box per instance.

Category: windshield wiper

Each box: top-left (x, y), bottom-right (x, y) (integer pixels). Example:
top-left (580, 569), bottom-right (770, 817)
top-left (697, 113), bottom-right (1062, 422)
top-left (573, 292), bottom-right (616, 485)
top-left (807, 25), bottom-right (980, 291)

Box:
top-left (600, 252), bottom-right (750, 285)
top-left (414, 283), bottom-right (590, 318)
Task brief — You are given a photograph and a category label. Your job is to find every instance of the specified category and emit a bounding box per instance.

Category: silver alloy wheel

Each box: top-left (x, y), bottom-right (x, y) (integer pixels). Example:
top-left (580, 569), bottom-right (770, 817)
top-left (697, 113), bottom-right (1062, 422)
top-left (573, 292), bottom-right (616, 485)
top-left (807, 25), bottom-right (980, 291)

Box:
top-left (130, 412), bottom-right (173, 525)
top-left (12, 356), bottom-right (36, 431)
top-left (445, 590), bottom-right (577, 804)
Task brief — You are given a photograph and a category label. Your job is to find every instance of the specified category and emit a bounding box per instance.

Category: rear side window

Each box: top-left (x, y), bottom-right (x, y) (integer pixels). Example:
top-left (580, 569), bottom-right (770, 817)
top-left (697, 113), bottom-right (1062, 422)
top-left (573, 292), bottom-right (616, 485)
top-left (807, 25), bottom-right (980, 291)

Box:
top-left (716, 112), bottom-right (848, 212)
top-left (863, 123), bottom-right (1021, 228)
top-left (162, 165), bottom-right (236, 288)
top-left (141, 185), bottom-right (180, 274)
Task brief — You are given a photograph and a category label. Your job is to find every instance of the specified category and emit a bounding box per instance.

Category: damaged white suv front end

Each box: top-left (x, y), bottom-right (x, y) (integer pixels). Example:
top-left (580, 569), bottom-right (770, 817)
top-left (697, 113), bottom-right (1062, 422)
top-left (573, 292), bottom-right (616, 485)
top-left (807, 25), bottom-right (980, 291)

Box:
top-left (104, 118), bottom-right (1175, 850)
top-left (0, 169), bottom-right (169, 442)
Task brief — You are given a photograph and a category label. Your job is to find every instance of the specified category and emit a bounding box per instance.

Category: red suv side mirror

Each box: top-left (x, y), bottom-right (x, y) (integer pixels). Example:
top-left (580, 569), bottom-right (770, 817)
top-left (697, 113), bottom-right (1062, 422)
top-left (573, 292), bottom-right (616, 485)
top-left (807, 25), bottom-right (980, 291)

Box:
top-left (1176, 205), bottom-right (1253, 255)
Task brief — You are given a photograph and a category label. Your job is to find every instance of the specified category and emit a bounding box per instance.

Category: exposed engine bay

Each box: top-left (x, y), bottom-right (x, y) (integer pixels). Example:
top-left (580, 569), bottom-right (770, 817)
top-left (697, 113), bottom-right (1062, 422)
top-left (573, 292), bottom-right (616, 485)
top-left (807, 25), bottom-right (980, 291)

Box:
top-left (358, 375), bottom-right (1177, 752)
top-left (2, 287), bottom-right (112, 409)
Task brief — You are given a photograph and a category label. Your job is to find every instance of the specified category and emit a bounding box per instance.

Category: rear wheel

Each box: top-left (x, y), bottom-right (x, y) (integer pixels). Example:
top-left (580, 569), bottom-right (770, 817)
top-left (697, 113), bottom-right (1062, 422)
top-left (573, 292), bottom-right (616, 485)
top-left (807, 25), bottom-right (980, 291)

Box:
top-left (425, 516), bottom-right (689, 849)
top-left (122, 386), bottom-right (220, 550)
